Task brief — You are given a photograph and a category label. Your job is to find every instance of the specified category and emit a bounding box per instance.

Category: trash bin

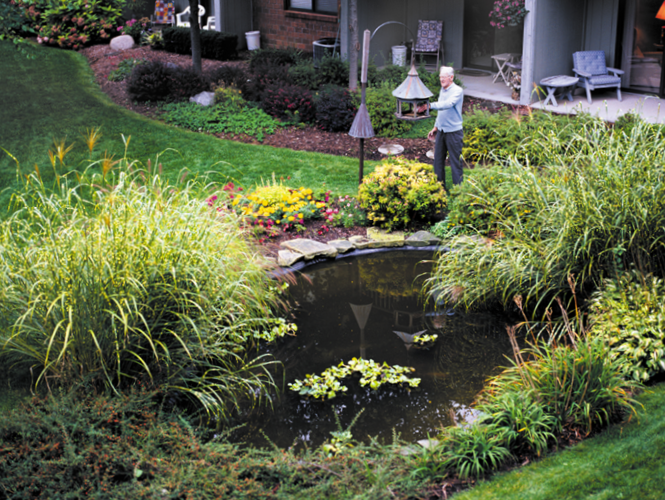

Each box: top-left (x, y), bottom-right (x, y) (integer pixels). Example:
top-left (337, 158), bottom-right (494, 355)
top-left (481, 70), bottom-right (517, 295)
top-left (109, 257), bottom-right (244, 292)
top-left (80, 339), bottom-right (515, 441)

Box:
top-left (392, 45), bottom-right (407, 66)
top-left (245, 31), bottom-right (260, 51)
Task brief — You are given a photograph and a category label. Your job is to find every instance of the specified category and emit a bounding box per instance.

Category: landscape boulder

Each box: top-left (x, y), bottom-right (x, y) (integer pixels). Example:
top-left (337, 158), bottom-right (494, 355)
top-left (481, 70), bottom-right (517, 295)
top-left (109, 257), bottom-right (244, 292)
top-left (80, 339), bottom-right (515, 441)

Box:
top-left (110, 35), bottom-right (135, 51)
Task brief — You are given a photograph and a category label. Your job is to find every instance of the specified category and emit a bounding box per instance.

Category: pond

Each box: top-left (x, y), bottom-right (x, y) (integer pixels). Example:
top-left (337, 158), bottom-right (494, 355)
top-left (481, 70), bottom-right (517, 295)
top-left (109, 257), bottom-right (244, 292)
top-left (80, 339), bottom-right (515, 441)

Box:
top-left (233, 250), bottom-right (516, 449)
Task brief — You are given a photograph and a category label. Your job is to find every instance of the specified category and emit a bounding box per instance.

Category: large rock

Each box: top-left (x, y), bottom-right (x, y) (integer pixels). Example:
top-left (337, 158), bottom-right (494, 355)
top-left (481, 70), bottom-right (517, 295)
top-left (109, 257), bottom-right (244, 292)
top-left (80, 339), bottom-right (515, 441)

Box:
top-left (327, 239), bottom-right (355, 253)
top-left (280, 239), bottom-right (338, 260)
top-left (406, 230), bottom-right (441, 247)
top-left (190, 91), bottom-right (216, 106)
top-left (110, 35), bottom-right (135, 51)
top-left (277, 249), bottom-right (303, 267)
top-left (366, 227), bottom-right (405, 248)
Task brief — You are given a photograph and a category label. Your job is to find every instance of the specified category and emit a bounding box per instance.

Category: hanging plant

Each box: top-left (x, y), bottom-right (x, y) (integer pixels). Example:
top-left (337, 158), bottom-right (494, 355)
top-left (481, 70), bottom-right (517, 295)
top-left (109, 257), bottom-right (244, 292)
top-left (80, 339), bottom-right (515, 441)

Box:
top-left (489, 0), bottom-right (529, 29)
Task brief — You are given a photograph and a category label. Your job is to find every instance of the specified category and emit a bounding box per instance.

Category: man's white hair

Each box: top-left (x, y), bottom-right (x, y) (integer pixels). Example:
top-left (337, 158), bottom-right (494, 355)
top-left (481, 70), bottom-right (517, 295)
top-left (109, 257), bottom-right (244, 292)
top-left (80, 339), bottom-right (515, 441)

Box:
top-left (439, 66), bottom-right (454, 77)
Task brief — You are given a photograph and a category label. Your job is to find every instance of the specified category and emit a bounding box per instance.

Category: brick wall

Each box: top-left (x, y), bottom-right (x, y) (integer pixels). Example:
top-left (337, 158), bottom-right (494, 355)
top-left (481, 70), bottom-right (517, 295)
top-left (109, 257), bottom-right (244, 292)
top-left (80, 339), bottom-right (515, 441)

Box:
top-left (254, 0), bottom-right (339, 52)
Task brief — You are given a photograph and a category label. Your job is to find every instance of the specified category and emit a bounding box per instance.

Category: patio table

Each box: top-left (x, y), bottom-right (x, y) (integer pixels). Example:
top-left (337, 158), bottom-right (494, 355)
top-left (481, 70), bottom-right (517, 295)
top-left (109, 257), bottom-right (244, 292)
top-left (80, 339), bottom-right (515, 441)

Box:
top-left (539, 75), bottom-right (579, 107)
top-left (491, 53), bottom-right (520, 84)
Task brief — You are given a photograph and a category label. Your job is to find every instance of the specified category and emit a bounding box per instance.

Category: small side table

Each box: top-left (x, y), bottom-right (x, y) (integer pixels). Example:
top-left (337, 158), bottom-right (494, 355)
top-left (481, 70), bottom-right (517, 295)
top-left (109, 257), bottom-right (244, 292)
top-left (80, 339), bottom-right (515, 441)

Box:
top-left (539, 75), bottom-right (579, 106)
top-left (491, 53), bottom-right (520, 84)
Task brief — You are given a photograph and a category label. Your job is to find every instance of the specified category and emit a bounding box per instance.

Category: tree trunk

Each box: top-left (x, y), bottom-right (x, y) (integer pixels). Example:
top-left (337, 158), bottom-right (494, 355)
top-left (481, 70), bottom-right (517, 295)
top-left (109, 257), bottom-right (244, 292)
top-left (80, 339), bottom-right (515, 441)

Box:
top-left (348, 0), bottom-right (359, 90)
top-left (188, 0), bottom-right (202, 75)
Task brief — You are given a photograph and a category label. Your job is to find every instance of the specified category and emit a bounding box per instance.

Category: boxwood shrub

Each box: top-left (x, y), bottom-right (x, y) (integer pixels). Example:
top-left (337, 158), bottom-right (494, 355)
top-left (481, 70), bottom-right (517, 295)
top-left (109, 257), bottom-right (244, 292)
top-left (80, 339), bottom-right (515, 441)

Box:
top-left (162, 27), bottom-right (238, 61)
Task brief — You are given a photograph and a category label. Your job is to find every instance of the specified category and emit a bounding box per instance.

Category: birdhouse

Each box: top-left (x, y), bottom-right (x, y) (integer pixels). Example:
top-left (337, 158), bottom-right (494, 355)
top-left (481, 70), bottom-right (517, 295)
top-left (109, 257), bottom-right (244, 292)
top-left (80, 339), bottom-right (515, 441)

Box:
top-left (392, 64), bottom-right (434, 120)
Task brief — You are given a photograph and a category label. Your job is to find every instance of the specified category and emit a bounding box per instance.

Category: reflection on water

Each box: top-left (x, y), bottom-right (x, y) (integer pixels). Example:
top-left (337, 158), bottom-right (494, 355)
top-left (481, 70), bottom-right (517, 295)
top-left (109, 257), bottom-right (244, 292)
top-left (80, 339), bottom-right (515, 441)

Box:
top-left (234, 251), bottom-right (516, 448)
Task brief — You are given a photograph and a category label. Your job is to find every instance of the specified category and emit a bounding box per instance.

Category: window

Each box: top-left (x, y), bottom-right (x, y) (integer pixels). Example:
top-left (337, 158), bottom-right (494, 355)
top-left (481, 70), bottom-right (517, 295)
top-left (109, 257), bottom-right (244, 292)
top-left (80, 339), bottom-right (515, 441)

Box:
top-left (288, 0), bottom-right (337, 15)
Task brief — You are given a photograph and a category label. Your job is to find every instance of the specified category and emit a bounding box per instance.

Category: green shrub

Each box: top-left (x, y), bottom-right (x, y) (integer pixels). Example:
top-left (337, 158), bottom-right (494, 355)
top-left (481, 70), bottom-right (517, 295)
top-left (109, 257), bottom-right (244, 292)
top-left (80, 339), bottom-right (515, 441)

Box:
top-left (364, 82), bottom-right (413, 137)
top-left (116, 17), bottom-right (150, 45)
top-left (108, 57), bottom-right (146, 82)
top-left (127, 61), bottom-right (207, 102)
top-left (164, 64), bottom-right (209, 101)
top-left (288, 62), bottom-right (319, 90)
top-left (374, 64), bottom-right (408, 86)
top-left (315, 84), bottom-right (357, 132)
top-left (214, 85), bottom-right (245, 112)
top-left (248, 47), bottom-right (301, 72)
top-left (590, 271), bottom-right (665, 382)
top-left (0, 162), bottom-right (292, 420)
top-left (317, 55), bottom-right (349, 87)
top-left (358, 158), bottom-right (447, 230)
top-left (207, 64), bottom-right (248, 89)
top-left (18, 0), bottom-right (125, 49)
top-left (162, 27), bottom-right (238, 60)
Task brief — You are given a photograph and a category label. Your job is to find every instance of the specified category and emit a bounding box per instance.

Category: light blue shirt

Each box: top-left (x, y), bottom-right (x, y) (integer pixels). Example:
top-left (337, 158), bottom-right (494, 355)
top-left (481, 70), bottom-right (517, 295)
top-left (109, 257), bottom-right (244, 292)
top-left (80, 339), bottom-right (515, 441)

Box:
top-left (430, 82), bottom-right (463, 133)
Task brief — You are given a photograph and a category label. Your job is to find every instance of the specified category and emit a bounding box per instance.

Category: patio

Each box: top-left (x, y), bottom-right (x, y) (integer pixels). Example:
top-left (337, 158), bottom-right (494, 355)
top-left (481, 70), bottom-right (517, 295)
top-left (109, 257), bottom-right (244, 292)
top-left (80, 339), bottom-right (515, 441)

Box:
top-left (460, 71), bottom-right (665, 124)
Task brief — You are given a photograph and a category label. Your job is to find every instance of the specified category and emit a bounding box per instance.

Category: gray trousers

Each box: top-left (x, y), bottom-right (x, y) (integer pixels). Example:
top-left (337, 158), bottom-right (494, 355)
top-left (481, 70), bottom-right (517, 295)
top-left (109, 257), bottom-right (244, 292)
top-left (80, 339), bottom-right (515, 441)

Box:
top-left (434, 129), bottom-right (464, 186)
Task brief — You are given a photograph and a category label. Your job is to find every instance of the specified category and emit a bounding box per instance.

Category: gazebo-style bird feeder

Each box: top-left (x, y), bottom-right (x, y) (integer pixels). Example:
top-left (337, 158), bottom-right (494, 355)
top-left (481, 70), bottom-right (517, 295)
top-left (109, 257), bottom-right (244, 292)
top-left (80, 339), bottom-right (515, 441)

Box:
top-left (392, 64), bottom-right (434, 120)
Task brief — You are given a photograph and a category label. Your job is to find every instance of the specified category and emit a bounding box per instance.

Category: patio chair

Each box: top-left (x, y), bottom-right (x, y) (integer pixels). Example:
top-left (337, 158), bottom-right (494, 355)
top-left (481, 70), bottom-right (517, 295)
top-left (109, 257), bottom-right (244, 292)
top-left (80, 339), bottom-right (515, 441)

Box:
top-left (175, 4), bottom-right (205, 28)
top-left (413, 20), bottom-right (444, 71)
top-left (203, 16), bottom-right (215, 30)
top-left (572, 50), bottom-right (624, 104)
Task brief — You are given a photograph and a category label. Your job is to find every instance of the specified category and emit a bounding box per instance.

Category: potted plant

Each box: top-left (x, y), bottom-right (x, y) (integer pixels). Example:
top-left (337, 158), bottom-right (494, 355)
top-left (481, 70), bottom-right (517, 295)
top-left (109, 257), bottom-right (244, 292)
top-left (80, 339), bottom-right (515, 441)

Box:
top-left (489, 0), bottom-right (529, 29)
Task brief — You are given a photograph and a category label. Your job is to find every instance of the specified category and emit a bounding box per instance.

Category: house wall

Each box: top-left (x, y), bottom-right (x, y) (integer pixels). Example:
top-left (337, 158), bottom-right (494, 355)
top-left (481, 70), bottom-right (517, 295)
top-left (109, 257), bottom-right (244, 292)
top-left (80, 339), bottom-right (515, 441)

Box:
top-left (213, 0), bottom-right (253, 49)
top-left (253, 0), bottom-right (340, 51)
top-left (531, 0), bottom-right (585, 86)
top-left (345, 0), bottom-right (463, 69)
top-left (583, 0), bottom-right (621, 64)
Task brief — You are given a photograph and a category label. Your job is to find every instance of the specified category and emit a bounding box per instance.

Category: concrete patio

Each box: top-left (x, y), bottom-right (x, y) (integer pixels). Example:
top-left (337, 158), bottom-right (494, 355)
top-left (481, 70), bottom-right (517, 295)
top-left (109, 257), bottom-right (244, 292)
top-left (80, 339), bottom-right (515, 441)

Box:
top-left (459, 71), bottom-right (665, 124)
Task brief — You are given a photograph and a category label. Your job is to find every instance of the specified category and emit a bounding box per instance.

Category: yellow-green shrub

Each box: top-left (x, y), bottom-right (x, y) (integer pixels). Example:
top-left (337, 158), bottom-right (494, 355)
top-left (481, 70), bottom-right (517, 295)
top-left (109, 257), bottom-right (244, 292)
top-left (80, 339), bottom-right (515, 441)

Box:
top-left (358, 159), bottom-right (446, 230)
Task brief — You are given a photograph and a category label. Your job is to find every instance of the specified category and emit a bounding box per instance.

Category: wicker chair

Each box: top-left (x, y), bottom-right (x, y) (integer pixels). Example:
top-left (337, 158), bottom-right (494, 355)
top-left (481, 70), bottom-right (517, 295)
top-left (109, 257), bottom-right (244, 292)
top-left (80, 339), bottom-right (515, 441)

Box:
top-left (572, 51), bottom-right (624, 104)
top-left (413, 20), bottom-right (444, 71)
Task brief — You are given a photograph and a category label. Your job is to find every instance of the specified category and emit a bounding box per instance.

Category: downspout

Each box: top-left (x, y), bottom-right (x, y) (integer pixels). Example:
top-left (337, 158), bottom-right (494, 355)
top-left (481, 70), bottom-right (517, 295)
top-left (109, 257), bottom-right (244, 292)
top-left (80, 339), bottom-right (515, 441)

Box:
top-left (520, 0), bottom-right (537, 105)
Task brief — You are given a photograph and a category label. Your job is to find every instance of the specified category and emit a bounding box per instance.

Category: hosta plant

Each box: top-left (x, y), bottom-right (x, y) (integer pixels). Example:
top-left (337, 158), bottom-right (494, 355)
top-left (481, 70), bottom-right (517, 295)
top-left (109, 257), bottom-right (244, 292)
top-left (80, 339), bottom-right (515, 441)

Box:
top-left (358, 158), bottom-right (447, 230)
top-left (590, 270), bottom-right (665, 382)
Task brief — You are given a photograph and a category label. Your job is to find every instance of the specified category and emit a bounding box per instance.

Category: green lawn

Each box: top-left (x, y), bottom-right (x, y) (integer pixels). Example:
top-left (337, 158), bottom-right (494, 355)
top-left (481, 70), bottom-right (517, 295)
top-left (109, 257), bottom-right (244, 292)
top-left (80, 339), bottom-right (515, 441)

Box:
top-left (0, 40), bottom-right (373, 209)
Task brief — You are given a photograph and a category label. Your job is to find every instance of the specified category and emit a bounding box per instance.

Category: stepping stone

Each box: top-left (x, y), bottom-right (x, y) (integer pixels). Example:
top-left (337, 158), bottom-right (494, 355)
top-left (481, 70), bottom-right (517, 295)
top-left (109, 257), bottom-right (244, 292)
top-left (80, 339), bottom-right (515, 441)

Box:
top-left (110, 35), bottom-right (135, 51)
top-left (327, 239), bottom-right (355, 253)
top-left (406, 230), bottom-right (441, 247)
top-left (280, 238), bottom-right (338, 260)
top-left (366, 227), bottom-right (405, 247)
top-left (277, 249), bottom-right (303, 267)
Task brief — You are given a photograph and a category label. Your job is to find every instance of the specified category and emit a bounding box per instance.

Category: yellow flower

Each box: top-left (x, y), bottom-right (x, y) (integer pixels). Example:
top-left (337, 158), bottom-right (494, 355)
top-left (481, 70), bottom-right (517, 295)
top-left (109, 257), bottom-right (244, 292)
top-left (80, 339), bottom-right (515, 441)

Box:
top-left (288, 216), bottom-right (295, 221)
top-left (298, 213), bottom-right (303, 218)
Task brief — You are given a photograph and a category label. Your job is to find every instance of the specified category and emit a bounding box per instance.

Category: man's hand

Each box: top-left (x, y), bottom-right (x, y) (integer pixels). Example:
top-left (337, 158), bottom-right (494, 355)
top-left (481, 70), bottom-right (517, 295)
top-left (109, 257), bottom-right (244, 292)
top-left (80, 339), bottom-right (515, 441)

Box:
top-left (427, 127), bottom-right (437, 141)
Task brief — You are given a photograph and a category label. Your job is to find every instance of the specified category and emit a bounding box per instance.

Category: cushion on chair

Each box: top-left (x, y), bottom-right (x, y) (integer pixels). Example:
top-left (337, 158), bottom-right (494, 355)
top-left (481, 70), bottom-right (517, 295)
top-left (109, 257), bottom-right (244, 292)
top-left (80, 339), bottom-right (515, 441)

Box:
top-left (573, 51), bottom-right (608, 76)
top-left (588, 75), bottom-right (621, 86)
top-left (415, 20), bottom-right (443, 53)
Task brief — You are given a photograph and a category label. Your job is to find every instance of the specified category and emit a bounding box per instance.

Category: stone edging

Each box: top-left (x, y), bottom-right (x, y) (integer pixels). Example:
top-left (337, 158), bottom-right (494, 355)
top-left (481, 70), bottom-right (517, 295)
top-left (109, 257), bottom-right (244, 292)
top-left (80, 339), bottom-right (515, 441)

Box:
top-left (270, 228), bottom-right (443, 274)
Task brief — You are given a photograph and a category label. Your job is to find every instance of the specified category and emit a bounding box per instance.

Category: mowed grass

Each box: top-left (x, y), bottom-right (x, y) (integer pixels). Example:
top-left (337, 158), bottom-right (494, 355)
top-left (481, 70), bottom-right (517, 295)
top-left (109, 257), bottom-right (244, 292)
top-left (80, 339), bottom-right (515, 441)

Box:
top-left (0, 40), bottom-right (371, 209)
top-left (454, 383), bottom-right (665, 500)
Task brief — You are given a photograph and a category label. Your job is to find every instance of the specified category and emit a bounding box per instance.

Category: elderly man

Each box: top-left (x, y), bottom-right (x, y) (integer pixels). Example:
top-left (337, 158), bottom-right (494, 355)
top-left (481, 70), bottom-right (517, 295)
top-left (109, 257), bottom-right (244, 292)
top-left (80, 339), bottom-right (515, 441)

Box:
top-left (427, 66), bottom-right (464, 186)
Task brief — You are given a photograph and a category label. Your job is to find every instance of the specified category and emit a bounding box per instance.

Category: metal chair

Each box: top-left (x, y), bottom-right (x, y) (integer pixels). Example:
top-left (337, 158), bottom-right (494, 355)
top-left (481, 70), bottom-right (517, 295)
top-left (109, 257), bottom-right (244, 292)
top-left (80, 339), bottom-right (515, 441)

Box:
top-left (572, 50), bottom-right (623, 104)
top-left (175, 4), bottom-right (205, 28)
top-left (413, 20), bottom-right (444, 71)
top-left (203, 16), bottom-right (215, 30)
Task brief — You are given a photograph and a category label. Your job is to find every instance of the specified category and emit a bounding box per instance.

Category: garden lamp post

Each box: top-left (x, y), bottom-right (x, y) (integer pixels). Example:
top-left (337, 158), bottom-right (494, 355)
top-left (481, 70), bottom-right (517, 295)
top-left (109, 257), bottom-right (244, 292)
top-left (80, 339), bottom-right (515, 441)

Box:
top-left (349, 29), bottom-right (374, 184)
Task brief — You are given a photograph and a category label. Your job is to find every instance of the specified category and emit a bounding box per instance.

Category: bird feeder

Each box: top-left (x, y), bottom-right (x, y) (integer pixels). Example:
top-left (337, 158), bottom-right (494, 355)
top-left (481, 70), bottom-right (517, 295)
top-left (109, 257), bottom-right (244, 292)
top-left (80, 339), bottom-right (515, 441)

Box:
top-left (392, 64), bottom-right (434, 121)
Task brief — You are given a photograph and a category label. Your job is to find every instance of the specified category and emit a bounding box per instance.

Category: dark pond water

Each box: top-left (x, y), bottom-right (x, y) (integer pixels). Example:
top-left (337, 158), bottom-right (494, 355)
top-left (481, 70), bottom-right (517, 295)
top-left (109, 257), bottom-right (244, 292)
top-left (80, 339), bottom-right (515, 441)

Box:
top-left (234, 250), bottom-right (516, 448)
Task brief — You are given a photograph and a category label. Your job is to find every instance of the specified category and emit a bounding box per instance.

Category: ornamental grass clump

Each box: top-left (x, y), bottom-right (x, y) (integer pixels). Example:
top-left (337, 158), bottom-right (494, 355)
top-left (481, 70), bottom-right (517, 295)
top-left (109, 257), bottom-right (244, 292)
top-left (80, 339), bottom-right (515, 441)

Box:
top-left (358, 158), bottom-right (446, 231)
top-left (0, 156), bottom-right (293, 421)
top-left (428, 116), bottom-right (665, 315)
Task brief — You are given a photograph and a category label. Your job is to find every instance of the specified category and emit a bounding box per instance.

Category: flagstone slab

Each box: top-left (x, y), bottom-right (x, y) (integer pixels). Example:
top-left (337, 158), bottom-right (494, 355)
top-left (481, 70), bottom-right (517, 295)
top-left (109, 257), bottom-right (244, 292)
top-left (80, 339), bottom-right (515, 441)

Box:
top-left (406, 230), bottom-right (441, 247)
top-left (366, 227), bottom-right (405, 247)
top-left (349, 235), bottom-right (372, 249)
top-left (280, 238), bottom-right (338, 260)
top-left (277, 249), bottom-right (303, 267)
top-left (327, 239), bottom-right (355, 253)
